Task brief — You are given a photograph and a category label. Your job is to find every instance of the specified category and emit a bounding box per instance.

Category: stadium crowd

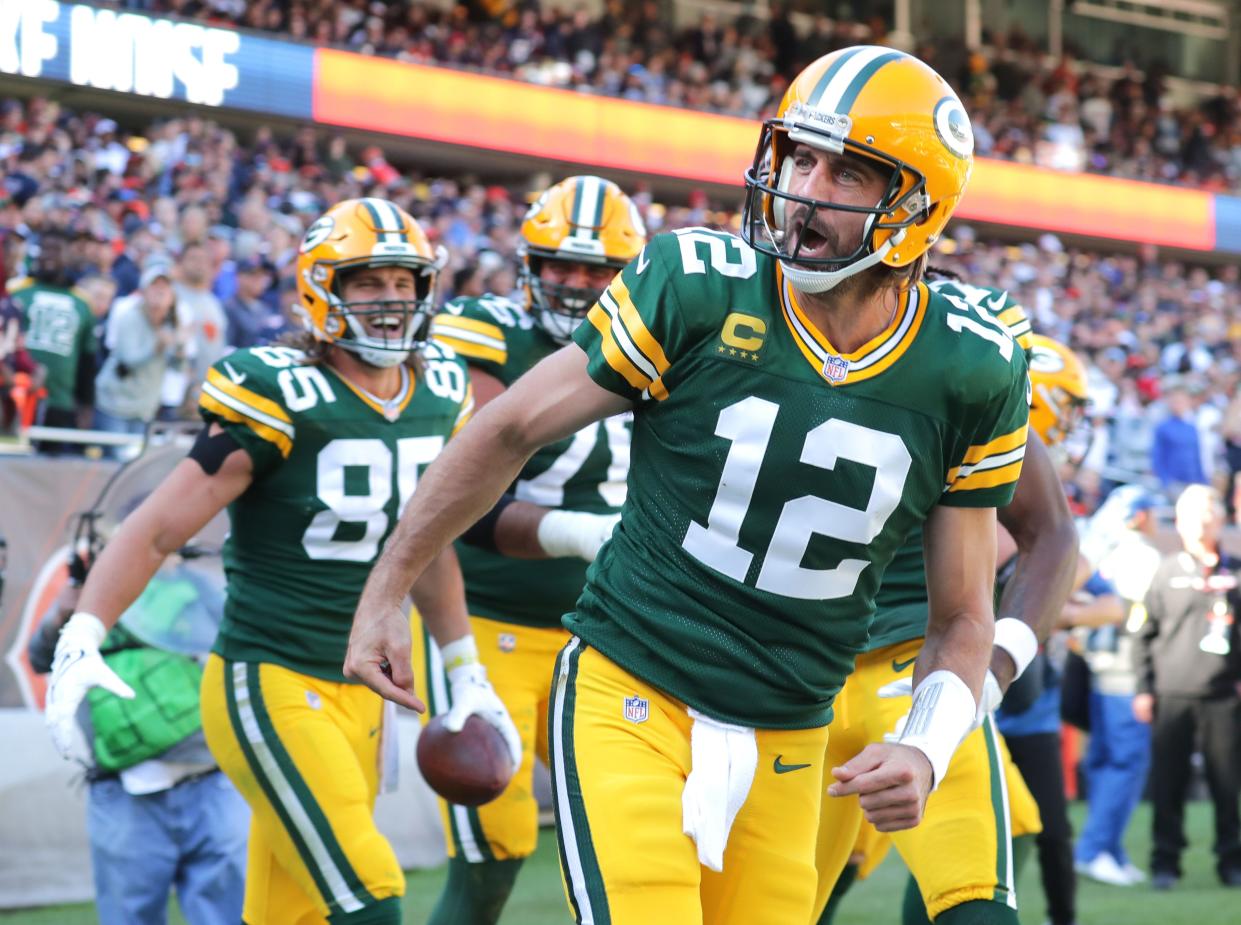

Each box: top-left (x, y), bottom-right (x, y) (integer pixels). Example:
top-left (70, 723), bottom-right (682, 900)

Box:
top-left (106, 0), bottom-right (1241, 194)
top-left (2, 94), bottom-right (1240, 514)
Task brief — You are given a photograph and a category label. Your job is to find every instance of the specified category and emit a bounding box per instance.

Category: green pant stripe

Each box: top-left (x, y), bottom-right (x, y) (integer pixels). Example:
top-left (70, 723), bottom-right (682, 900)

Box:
top-left (234, 661), bottom-right (377, 912)
top-left (223, 661), bottom-right (342, 911)
top-left (549, 638), bottom-right (610, 924)
top-left (983, 717), bottom-right (1014, 906)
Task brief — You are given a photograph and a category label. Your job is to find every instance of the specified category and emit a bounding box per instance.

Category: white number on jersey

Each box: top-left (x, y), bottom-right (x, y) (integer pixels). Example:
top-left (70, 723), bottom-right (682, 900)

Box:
top-left (682, 397), bottom-right (911, 600)
top-left (673, 228), bottom-right (758, 279)
top-left (302, 436), bottom-right (444, 561)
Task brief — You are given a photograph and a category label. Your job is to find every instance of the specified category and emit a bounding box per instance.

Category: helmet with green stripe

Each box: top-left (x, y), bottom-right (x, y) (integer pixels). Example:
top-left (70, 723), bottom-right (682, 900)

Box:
top-left (296, 197), bottom-right (446, 367)
top-left (519, 175), bottom-right (647, 343)
top-left (741, 46), bottom-right (974, 294)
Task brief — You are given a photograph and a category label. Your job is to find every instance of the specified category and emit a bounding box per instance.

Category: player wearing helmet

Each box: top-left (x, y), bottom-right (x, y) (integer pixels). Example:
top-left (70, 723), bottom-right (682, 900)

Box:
top-left (813, 306), bottom-right (1083, 925)
top-left (45, 199), bottom-right (521, 925)
top-left (415, 176), bottom-right (646, 925)
top-left (349, 48), bottom-right (1029, 924)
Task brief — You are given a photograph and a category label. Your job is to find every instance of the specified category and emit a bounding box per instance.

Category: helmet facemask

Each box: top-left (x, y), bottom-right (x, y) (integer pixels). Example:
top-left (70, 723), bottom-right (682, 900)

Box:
top-left (741, 112), bottom-right (933, 294)
top-left (521, 251), bottom-right (625, 345)
top-left (305, 251), bottom-right (445, 368)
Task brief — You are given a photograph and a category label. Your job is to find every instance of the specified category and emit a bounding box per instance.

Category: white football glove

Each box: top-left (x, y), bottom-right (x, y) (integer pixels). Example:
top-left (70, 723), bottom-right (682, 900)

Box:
top-left (440, 637), bottom-right (522, 773)
top-left (536, 510), bottom-right (620, 562)
top-left (877, 668), bottom-right (1003, 742)
top-left (45, 613), bottom-right (135, 766)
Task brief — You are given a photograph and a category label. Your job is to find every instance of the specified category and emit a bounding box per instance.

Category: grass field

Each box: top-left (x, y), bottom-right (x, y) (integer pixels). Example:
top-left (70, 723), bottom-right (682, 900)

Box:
top-left (2, 802), bottom-right (1236, 923)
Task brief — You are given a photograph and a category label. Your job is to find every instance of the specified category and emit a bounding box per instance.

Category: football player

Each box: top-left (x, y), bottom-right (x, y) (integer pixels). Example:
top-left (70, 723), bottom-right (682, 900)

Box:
top-left (813, 322), bottom-right (1086, 925)
top-left (44, 199), bottom-right (521, 925)
top-left (348, 47), bottom-right (1030, 924)
top-left (415, 176), bottom-right (645, 924)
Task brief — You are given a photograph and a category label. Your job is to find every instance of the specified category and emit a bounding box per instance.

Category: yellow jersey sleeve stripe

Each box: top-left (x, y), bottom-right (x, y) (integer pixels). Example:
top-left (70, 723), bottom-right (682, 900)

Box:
top-left (205, 368), bottom-right (293, 425)
top-left (199, 392), bottom-right (294, 458)
top-left (946, 444), bottom-right (1027, 489)
top-left (958, 425), bottom-right (1028, 467)
top-left (597, 289), bottom-right (671, 400)
top-left (452, 383), bottom-right (475, 437)
top-left (431, 333), bottom-right (506, 366)
top-left (948, 459), bottom-right (1024, 493)
top-left (587, 304), bottom-right (654, 393)
top-left (433, 314), bottom-right (505, 342)
top-left (608, 277), bottom-right (670, 376)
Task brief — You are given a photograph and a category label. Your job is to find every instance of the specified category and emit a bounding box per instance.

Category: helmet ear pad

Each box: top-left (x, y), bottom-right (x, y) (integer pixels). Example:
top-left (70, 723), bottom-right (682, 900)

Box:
top-left (772, 154), bottom-right (796, 232)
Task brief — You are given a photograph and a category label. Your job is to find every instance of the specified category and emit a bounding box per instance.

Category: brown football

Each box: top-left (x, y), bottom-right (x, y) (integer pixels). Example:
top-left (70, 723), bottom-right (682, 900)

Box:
top-left (416, 714), bottom-right (514, 806)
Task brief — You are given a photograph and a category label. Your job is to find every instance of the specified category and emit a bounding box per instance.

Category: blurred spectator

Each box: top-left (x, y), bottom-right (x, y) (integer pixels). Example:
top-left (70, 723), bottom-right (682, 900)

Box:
top-left (172, 242), bottom-right (227, 416)
top-left (7, 229), bottom-right (96, 452)
top-left (1071, 486), bottom-right (1163, 886)
top-left (0, 294), bottom-right (42, 432)
top-left (1133, 485), bottom-right (1241, 889)
top-left (94, 263), bottom-right (182, 451)
top-left (222, 257), bottom-right (284, 348)
top-left (1151, 381), bottom-right (1208, 496)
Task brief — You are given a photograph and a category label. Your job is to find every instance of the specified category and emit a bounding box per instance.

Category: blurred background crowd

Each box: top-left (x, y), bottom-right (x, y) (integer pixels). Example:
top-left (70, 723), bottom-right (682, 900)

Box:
top-left (3, 84), bottom-right (1239, 512)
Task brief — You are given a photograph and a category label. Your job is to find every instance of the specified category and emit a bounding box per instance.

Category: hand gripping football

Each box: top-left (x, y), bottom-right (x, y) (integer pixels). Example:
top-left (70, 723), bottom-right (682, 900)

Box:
top-left (416, 714), bottom-right (514, 806)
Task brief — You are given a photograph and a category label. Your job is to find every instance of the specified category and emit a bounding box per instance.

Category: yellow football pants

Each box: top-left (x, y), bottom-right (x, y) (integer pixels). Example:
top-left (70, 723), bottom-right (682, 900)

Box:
top-left (550, 637), bottom-right (830, 925)
top-left (412, 614), bottom-right (568, 862)
top-left (813, 639), bottom-right (1042, 921)
top-left (201, 656), bottom-right (404, 925)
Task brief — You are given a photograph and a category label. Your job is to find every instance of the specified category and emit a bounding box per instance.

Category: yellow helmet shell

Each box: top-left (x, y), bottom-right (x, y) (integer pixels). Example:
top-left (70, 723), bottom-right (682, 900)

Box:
top-left (296, 198), bottom-right (440, 347)
top-left (1028, 334), bottom-right (1089, 448)
top-left (520, 175), bottom-right (646, 267)
top-left (752, 46), bottom-right (973, 271)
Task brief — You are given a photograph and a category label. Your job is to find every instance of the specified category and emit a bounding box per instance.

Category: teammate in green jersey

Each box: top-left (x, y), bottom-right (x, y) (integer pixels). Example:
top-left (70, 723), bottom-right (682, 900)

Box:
top-left (44, 198), bottom-right (521, 925)
top-left (350, 47), bottom-right (1029, 924)
top-left (813, 288), bottom-right (1083, 925)
top-left (419, 175), bottom-right (646, 924)
top-left (8, 229), bottom-right (96, 451)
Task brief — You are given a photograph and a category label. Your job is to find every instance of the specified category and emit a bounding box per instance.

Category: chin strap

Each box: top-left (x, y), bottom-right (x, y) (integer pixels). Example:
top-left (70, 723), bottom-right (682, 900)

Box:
top-left (778, 227), bottom-right (906, 295)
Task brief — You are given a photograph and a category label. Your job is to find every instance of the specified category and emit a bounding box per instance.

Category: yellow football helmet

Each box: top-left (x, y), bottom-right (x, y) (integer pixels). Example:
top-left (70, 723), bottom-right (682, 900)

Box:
top-left (296, 198), bottom-right (445, 367)
top-left (1028, 334), bottom-right (1091, 462)
top-left (741, 46), bottom-right (974, 293)
top-left (520, 175), bottom-right (646, 343)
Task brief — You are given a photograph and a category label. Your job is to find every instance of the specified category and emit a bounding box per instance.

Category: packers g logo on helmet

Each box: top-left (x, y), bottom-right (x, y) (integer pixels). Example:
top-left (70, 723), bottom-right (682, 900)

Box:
top-left (519, 175), bottom-right (646, 344)
top-left (295, 198), bottom-right (446, 368)
top-left (741, 46), bottom-right (974, 294)
top-left (1028, 334), bottom-right (1091, 464)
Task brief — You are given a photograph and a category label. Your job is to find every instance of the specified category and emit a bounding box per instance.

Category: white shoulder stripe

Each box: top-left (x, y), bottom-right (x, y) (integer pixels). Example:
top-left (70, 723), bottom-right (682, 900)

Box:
top-left (202, 381), bottom-right (295, 438)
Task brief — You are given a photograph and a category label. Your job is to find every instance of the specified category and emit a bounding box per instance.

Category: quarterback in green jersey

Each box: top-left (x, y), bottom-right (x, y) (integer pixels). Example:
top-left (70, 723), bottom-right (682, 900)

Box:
top-left (419, 175), bottom-right (646, 924)
top-left (44, 198), bottom-right (521, 925)
top-left (813, 289), bottom-right (1083, 925)
top-left (351, 47), bottom-right (1029, 924)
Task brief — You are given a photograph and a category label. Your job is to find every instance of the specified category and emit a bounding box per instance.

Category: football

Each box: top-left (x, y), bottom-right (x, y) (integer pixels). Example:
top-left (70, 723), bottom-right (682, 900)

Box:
top-left (416, 715), bottom-right (514, 806)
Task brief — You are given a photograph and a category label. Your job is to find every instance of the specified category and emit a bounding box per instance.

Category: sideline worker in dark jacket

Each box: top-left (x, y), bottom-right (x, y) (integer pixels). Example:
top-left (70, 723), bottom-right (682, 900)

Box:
top-left (1134, 484), bottom-right (1241, 889)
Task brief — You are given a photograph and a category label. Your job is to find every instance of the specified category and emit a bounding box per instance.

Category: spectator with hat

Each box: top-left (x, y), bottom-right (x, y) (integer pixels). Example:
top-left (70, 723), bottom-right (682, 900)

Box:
top-left (94, 262), bottom-right (183, 453)
top-left (222, 256), bottom-right (282, 349)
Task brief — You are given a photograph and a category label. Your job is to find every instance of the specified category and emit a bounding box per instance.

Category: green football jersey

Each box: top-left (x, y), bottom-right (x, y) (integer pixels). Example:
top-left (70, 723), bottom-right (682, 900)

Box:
top-left (198, 342), bottom-right (473, 680)
top-left (9, 279), bottom-right (95, 411)
top-left (868, 278), bottom-right (1035, 652)
top-left (430, 294), bottom-right (629, 628)
top-left (569, 230), bottom-right (1030, 729)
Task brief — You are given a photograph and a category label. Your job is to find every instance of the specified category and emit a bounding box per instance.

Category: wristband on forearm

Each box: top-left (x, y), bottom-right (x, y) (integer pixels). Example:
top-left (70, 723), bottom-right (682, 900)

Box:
top-left (897, 669), bottom-right (977, 789)
top-left (993, 618), bottom-right (1039, 680)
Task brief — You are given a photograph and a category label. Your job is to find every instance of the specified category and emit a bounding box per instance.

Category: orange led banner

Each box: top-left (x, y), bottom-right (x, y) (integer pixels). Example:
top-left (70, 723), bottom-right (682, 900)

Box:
top-left (956, 159), bottom-right (1216, 250)
top-left (313, 49), bottom-right (756, 186)
top-left (313, 49), bottom-right (1221, 251)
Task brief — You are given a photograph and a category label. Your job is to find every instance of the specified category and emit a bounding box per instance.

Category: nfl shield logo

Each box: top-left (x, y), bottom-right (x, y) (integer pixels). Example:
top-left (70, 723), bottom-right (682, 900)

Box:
top-left (623, 694), bottom-right (649, 724)
top-left (823, 354), bottom-right (849, 383)
top-left (498, 633), bottom-right (517, 653)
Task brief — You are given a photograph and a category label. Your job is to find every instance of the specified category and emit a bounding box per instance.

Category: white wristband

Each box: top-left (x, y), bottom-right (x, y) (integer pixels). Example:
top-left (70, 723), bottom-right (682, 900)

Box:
top-left (61, 612), bottom-right (108, 649)
top-left (439, 635), bottom-right (479, 675)
top-left (897, 669), bottom-right (977, 790)
top-left (993, 618), bottom-right (1039, 680)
